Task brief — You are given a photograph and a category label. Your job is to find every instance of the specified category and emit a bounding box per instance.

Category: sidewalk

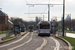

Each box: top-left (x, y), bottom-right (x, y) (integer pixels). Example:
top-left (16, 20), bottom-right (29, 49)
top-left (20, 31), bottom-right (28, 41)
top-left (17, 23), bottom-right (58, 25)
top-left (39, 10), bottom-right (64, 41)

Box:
top-left (0, 38), bottom-right (3, 42)
top-left (66, 33), bottom-right (75, 38)
top-left (0, 34), bottom-right (6, 38)
top-left (56, 31), bottom-right (75, 38)
top-left (0, 31), bottom-right (26, 42)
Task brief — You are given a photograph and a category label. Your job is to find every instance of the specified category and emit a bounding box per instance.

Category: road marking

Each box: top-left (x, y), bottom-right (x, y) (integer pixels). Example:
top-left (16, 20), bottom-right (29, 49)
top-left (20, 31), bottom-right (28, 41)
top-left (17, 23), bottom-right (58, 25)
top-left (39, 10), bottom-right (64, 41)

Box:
top-left (0, 32), bottom-right (30, 48)
top-left (8, 32), bottom-right (33, 50)
top-left (50, 37), bottom-right (60, 50)
top-left (35, 38), bottom-right (47, 50)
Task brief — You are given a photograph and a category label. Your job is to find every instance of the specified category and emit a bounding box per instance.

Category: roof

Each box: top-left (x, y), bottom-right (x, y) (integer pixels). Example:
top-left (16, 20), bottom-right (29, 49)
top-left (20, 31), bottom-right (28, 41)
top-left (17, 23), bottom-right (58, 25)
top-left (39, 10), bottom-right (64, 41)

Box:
top-left (8, 20), bottom-right (13, 24)
top-left (0, 10), bottom-right (8, 16)
top-left (38, 21), bottom-right (50, 25)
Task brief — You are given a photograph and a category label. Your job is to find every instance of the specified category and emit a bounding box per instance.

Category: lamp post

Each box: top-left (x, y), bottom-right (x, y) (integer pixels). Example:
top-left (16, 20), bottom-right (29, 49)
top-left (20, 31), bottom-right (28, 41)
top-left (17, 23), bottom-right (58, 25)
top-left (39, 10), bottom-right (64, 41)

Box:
top-left (62, 0), bottom-right (65, 36)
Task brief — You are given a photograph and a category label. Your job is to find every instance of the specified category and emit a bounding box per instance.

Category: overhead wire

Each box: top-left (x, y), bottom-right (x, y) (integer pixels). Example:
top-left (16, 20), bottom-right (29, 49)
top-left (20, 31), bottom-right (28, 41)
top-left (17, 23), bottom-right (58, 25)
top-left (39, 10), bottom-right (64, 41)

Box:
top-left (39, 6), bottom-right (47, 18)
top-left (49, 0), bottom-right (50, 4)
top-left (24, 0), bottom-right (31, 18)
top-left (25, 0), bottom-right (47, 4)
top-left (34, 0), bottom-right (47, 4)
top-left (24, 0), bottom-right (48, 20)
top-left (25, 0), bottom-right (28, 4)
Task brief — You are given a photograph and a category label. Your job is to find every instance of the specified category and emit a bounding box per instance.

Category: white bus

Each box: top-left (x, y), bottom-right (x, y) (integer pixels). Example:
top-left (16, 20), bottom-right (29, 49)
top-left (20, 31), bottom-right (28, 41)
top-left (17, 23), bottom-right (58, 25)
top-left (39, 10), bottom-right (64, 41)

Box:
top-left (37, 21), bottom-right (50, 36)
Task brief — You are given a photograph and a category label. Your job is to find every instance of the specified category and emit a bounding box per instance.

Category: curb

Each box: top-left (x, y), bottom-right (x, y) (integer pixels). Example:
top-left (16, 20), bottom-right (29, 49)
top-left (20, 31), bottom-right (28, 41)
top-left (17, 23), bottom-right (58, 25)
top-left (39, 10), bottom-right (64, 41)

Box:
top-left (21, 31), bottom-right (28, 36)
top-left (55, 36), bottom-right (72, 50)
top-left (0, 36), bottom-right (17, 44)
top-left (0, 31), bottom-right (28, 44)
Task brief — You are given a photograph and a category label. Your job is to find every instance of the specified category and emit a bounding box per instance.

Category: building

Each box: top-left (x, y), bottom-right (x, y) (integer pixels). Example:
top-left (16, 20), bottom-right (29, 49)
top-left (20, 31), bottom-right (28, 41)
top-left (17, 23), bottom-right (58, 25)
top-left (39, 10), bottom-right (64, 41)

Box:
top-left (36, 16), bottom-right (38, 24)
top-left (65, 14), bottom-right (71, 21)
top-left (0, 10), bottom-right (8, 24)
top-left (8, 20), bottom-right (13, 29)
top-left (0, 10), bottom-right (8, 31)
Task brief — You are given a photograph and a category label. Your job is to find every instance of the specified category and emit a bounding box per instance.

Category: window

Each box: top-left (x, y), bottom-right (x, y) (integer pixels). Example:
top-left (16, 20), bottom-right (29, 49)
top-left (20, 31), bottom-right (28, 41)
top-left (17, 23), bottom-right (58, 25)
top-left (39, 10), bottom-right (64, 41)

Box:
top-left (40, 24), bottom-right (50, 29)
top-left (29, 26), bottom-right (33, 29)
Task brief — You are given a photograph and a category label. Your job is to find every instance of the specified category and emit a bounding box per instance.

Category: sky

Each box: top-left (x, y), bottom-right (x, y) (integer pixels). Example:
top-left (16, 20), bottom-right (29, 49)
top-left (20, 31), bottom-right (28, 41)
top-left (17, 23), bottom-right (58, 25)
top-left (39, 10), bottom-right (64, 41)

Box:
top-left (0, 0), bottom-right (75, 21)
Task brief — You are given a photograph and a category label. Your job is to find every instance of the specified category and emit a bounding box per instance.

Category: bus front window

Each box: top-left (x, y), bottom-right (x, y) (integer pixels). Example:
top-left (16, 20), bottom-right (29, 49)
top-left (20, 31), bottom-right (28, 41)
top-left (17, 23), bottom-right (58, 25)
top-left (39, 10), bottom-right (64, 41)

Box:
top-left (40, 24), bottom-right (50, 29)
top-left (29, 27), bottom-right (33, 29)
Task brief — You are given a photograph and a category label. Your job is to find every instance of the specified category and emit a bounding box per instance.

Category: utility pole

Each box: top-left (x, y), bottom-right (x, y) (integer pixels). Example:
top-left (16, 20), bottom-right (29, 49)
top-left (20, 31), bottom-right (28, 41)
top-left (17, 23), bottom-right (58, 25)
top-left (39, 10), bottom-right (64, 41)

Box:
top-left (43, 15), bottom-right (44, 21)
top-left (62, 0), bottom-right (65, 36)
top-left (48, 4), bottom-right (50, 21)
top-left (27, 4), bottom-right (63, 21)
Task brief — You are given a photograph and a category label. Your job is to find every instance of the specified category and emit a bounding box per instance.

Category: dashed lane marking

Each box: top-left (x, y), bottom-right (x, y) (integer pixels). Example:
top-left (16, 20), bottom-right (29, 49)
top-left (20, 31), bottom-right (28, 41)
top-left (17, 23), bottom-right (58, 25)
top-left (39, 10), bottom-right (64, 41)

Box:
top-left (35, 38), bottom-right (47, 50)
top-left (50, 37), bottom-right (60, 50)
top-left (0, 32), bottom-right (30, 48)
top-left (8, 32), bottom-right (33, 50)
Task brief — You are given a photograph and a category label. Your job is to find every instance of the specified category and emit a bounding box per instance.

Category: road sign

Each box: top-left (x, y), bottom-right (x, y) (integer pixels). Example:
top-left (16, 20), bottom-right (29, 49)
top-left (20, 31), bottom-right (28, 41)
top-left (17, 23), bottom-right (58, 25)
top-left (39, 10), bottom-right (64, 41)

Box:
top-left (52, 20), bottom-right (55, 26)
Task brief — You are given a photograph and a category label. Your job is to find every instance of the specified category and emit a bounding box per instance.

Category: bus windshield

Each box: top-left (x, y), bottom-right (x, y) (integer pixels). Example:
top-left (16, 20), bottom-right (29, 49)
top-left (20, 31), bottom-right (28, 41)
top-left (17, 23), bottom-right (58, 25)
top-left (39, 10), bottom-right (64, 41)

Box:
top-left (40, 24), bottom-right (50, 29)
top-left (29, 26), bottom-right (33, 29)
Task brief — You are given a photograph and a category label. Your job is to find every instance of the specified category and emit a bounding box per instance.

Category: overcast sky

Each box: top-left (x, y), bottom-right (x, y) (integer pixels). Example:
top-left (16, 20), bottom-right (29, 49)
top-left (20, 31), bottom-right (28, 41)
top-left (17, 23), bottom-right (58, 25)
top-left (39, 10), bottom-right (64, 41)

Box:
top-left (0, 0), bottom-right (75, 21)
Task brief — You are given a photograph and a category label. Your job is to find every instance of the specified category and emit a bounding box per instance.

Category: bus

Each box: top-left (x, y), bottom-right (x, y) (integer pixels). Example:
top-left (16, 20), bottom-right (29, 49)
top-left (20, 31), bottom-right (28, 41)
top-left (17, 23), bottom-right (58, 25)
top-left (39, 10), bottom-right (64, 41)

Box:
top-left (20, 27), bottom-right (26, 32)
top-left (29, 25), bottom-right (33, 32)
top-left (37, 21), bottom-right (50, 36)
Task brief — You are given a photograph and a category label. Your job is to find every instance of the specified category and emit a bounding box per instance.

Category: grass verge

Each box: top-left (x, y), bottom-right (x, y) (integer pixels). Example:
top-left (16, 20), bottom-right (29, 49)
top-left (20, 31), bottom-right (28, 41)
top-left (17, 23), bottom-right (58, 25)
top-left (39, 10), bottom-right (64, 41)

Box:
top-left (3, 36), bottom-right (14, 40)
top-left (0, 30), bottom-right (11, 34)
top-left (59, 36), bottom-right (75, 50)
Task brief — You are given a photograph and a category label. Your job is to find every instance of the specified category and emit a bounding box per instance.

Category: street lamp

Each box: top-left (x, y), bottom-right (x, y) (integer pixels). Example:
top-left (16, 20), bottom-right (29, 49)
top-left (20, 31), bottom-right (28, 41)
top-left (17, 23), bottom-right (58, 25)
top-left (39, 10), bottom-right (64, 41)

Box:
top-left (62, 0), bottom-right (65, 36)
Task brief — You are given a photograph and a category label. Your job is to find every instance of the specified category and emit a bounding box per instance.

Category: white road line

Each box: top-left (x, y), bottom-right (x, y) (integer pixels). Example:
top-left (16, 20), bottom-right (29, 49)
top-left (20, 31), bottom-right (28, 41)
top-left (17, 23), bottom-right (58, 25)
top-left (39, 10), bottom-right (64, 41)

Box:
top-left (35, 38), bottom-right (47, 50)
top-left (0, 32), bottom-right (29, 48)
top-left (8, 32), bottom-right (33, 50)
top-left (50, 37), bottom-right (60, 50)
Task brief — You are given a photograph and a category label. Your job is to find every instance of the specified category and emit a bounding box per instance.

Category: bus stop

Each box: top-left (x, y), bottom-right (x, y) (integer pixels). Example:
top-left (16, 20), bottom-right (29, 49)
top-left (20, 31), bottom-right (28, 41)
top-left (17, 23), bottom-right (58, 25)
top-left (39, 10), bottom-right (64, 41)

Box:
top-left (14, 25), bottom-right (20, 36)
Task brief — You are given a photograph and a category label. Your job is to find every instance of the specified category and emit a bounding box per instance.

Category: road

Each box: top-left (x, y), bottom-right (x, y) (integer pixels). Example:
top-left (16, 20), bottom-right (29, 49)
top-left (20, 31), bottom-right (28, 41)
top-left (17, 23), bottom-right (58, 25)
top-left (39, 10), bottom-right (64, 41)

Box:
top-left (0, 31), bottom-right (68, 50)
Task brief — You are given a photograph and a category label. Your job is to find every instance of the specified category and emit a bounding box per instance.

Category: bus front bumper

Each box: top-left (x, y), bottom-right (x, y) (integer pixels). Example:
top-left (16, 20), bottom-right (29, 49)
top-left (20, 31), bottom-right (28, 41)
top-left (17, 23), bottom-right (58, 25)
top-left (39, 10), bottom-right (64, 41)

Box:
top-left (38, 33), bottom-right (50, 36)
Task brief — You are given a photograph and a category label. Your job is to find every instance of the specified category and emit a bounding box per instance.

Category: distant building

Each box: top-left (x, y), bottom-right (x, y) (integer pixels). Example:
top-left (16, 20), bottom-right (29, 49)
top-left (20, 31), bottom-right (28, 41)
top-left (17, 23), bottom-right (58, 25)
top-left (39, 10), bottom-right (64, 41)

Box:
top-left (65, 14), bottom-right (71, 21)
top-left (35, 16), bottom-right (39, 24)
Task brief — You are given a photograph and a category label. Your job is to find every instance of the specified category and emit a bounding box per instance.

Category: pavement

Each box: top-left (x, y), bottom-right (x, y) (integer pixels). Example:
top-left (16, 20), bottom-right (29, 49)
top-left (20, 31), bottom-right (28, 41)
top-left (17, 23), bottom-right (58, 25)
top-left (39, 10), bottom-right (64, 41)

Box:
top-left (66, 33), bottom-right (75, 38)
top-left (56, 31), bottom-right (75, 38)
top-left (0, 31), bottom-right (26, 42)
top-left (0, 34), bottom-right (6, 38)
top-left (0, 30), bottom-right (68, 50)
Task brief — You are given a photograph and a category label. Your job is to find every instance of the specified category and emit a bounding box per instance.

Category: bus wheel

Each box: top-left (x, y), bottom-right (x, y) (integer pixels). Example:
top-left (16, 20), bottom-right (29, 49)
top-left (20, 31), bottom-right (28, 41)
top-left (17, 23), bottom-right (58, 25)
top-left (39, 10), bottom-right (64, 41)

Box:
top-left (48, 35), bottom-right (50, 37)
top-left (38, 34), bottom-right (40, 36)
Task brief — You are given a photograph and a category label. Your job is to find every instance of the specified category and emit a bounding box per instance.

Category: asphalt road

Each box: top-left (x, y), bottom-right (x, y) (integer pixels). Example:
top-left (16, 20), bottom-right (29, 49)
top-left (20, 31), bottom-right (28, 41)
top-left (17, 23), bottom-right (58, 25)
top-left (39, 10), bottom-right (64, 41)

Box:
top-left (0, 31), bottom-right (68, 50)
